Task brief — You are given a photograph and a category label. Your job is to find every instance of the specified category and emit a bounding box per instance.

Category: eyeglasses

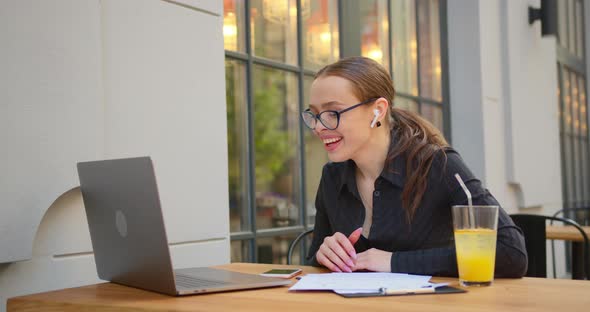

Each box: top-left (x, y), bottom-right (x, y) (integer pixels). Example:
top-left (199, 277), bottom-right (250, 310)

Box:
top-left (301, 98), bottom-right (379, 130)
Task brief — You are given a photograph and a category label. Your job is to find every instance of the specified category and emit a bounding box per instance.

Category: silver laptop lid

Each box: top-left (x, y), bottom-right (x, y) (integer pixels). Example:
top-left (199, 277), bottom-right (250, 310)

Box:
top-left (78, 156), bottom-right (177, 295)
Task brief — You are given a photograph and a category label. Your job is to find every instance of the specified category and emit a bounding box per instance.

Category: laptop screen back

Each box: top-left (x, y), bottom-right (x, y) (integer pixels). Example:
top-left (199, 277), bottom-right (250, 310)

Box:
top-left (78, 156), bottom-right (177, 295)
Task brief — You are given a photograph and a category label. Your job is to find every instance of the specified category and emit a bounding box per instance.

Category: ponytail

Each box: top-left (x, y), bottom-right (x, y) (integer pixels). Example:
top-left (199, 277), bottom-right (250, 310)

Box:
top-left (387, 107), bottom-right (448, 222)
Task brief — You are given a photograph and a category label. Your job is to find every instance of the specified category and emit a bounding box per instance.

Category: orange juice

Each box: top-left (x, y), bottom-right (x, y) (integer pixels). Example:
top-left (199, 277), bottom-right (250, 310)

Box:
top-left (454, 228), bottom-right (497, 285)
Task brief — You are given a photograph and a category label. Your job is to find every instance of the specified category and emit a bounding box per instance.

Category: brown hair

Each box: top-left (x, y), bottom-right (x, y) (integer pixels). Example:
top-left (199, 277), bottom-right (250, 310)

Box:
top-left (316, 56), bottom-right (449, 222)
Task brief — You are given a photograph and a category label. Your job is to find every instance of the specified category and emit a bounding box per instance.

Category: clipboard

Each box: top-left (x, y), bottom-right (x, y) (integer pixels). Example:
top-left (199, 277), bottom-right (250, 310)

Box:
top-left (335, 285), bottom-right (466, 298)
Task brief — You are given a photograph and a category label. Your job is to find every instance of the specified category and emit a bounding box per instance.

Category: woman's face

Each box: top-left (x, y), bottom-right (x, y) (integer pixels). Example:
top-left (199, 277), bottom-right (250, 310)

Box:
top-left (308, 75), bottom-right (374, 162)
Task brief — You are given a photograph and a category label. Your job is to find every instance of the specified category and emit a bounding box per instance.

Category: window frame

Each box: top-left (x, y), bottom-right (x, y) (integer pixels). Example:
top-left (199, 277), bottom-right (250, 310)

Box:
top-left (225, 0), bottom-right (450, 264)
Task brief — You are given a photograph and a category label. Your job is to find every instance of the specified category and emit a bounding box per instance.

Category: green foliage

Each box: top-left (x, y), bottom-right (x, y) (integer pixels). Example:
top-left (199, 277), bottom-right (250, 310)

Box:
top-left (225, 63), bottom-right (292, 195)
top-left (252, 69), bottom-right (290, 190)
top-left (226, 62), bottom-right (242, 195)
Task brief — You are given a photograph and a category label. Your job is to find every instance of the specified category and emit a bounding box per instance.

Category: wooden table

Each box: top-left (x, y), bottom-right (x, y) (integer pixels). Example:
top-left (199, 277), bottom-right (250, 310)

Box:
top-left (7, 263), bottom-right (590, 312)
top-left (546, 225), bottom-right (590, 242)
top-left (545, 225), bottom-right (590, 279)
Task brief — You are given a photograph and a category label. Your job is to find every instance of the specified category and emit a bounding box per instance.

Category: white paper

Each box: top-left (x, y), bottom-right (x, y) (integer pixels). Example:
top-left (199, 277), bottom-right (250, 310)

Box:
top-left (331, 282), bottom-right (450, 295)
top-left (289, 272), bottom-right (432, 293)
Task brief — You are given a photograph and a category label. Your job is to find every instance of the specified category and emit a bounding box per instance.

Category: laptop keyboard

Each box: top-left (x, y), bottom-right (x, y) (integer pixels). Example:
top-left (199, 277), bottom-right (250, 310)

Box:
top-left (174, 273), bottom-right (231, 289)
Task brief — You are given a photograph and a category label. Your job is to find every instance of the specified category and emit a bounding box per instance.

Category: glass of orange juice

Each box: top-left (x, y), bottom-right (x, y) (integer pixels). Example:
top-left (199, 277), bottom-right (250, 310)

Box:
top-left (452, 205), bottom-right (499, 287)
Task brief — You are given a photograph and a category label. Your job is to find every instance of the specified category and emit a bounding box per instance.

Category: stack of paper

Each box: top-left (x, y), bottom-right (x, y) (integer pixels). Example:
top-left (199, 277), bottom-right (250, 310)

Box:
top-left (289, 272), bottom-right (439, 295)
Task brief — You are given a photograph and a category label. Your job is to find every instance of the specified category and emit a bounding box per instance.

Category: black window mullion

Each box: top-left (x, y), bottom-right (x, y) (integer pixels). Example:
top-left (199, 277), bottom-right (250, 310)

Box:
top-left (230, 231), bottom-right (256, 241)
top-left (558, 63), bottom-right (569, 211)
top-left (396, 92), bottom-right (443, 106)
top-left (252, 56), bottom-right (302, 73)
top-left (439, 0), bottom-right (452, 141)
top-left (414, 0), bottom-right (423, 114)
top-left (256, 226), bottom-right (306, 238)
top-left (225, 50), bottom-right (249, 61)
top-left (576, 75), bottom-right (587, 209)
top-left (296, 0), bottom-right (308, 265)
top-left (574, 74), bottom-right (588, 208)
top-left (244, 0), bottom-right (257, 263)
top-left (387, 0), bottom-right (394, 76)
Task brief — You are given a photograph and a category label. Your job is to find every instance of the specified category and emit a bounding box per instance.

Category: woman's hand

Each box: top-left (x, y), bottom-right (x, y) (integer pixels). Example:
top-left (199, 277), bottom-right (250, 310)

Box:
top-left (352, 248), bottom-right (392, 272)
top-left (315, 228), bottom-right (363, 272)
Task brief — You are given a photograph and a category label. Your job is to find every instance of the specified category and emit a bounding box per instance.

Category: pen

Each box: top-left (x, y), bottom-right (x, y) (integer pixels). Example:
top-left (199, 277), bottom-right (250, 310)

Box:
top-left (379, 286), bottom-right (436, 295)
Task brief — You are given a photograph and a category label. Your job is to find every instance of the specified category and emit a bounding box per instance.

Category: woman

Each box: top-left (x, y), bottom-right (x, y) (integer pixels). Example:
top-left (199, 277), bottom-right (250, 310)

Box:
top-left (302, 56), bottom-right (527, 277)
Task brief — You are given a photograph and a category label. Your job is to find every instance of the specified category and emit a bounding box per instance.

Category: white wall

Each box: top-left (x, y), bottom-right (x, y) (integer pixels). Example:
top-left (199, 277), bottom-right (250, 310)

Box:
top-left (448, 0), bottom-right (562, 213)
top-left (0, 0), bottom-right (229, 310)
top-left (0, 0), bottom-right (105, 264)
top-left (499, 0), bottom-right (561, 212)
top-left (446, 0), bottom-right (487, 184)
top-left (448, 0), bottom-right (566, 277)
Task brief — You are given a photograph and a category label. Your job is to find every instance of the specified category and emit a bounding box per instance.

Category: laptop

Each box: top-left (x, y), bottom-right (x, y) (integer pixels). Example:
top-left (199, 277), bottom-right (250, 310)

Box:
top-left (77, 156), bottom-right (291, 296)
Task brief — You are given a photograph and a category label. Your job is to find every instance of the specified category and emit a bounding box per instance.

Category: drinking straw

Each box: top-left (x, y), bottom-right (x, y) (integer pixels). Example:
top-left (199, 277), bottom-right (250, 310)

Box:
top-left (454, 173), bottom-right (475, 228)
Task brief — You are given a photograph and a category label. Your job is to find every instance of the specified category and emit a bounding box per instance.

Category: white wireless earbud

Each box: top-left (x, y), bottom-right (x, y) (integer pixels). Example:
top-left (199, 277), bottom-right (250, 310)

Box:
top-left (370, 109), bottom-right (380, 128)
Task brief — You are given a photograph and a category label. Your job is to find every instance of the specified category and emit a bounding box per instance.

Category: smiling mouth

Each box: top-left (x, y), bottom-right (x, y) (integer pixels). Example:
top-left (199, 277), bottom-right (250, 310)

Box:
top-left (322, 137), bottom-right (342, 146)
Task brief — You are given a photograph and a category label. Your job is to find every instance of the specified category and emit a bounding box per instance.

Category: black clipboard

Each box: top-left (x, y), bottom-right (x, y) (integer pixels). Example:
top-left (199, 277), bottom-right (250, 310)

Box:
top-left (335, 285), bottom-right (466, 298)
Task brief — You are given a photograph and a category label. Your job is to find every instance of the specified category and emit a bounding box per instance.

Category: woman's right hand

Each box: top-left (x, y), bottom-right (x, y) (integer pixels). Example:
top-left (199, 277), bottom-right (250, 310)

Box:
top-left (315, 228), bottom-right (363, 273)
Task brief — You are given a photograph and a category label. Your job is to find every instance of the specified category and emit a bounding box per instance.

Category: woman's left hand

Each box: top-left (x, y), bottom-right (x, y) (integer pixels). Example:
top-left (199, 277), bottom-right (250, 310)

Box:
top-left (351, 248), bottom-right (392, 272)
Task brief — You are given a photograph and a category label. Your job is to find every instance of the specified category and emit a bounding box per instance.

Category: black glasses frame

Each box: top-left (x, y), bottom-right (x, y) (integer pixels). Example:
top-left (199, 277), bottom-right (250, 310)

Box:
top-left (301, 97), bottom-right (379, 130)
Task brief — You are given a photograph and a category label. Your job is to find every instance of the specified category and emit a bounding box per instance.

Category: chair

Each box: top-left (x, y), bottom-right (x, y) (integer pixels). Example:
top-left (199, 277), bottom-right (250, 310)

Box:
top-left (510, 214), bottom-right (589, 279)
top-left (287, 229), bottom-right (314, 265)
top-left (550, 207), bottom-right (590, 277)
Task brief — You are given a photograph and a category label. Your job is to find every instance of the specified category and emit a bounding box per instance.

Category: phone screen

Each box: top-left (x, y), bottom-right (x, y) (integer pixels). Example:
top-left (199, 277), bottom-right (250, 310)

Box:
top-left (264, 269), bottom-right (300, 274)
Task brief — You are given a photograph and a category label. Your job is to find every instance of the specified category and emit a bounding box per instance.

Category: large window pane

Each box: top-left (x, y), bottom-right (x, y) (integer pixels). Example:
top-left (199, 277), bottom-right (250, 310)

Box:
top-left (572, 72), bottom-right (580, 138)
top-left (556, 0), bottom-right (588, 213)
top-left (223, 0), bottom-right (246, 52)
top-left (251, 0), bottom-right (298, 65)
top-left (564, 67), bottom-right (572, 135)
top-left (417, 0), bottom-right (442, 101)
top-left (562, 67), bottom-right (575, 206)
top-left (570, 71), bottom-right (580, 204)
top-left (303, 0), bottom-right (340, 71)
top-left (253, 66), bottom-right (301, 230)
top-left (230, 240), bottom-right (250, 262)
top-left (360, 0), bottom-right (390, 71)
top-left (392, 0), bottom-right (418, 96)
top-left (303, 76), bottom-right (328, 226)
top-left (421, 102), bottom-right (443, 132)
top-left (395, 96), bottom-right (419, 113)
top-left (257, 234), bottom-right (298, 264)
top-left (579, 76), bottom-right (587, 137)
top-left (226, 60), bottom-right (250, 232)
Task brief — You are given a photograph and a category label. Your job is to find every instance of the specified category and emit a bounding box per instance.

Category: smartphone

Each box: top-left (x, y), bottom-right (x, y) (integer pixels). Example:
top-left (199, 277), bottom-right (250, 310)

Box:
top-left (259, 268), bottom-right (302, 279)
